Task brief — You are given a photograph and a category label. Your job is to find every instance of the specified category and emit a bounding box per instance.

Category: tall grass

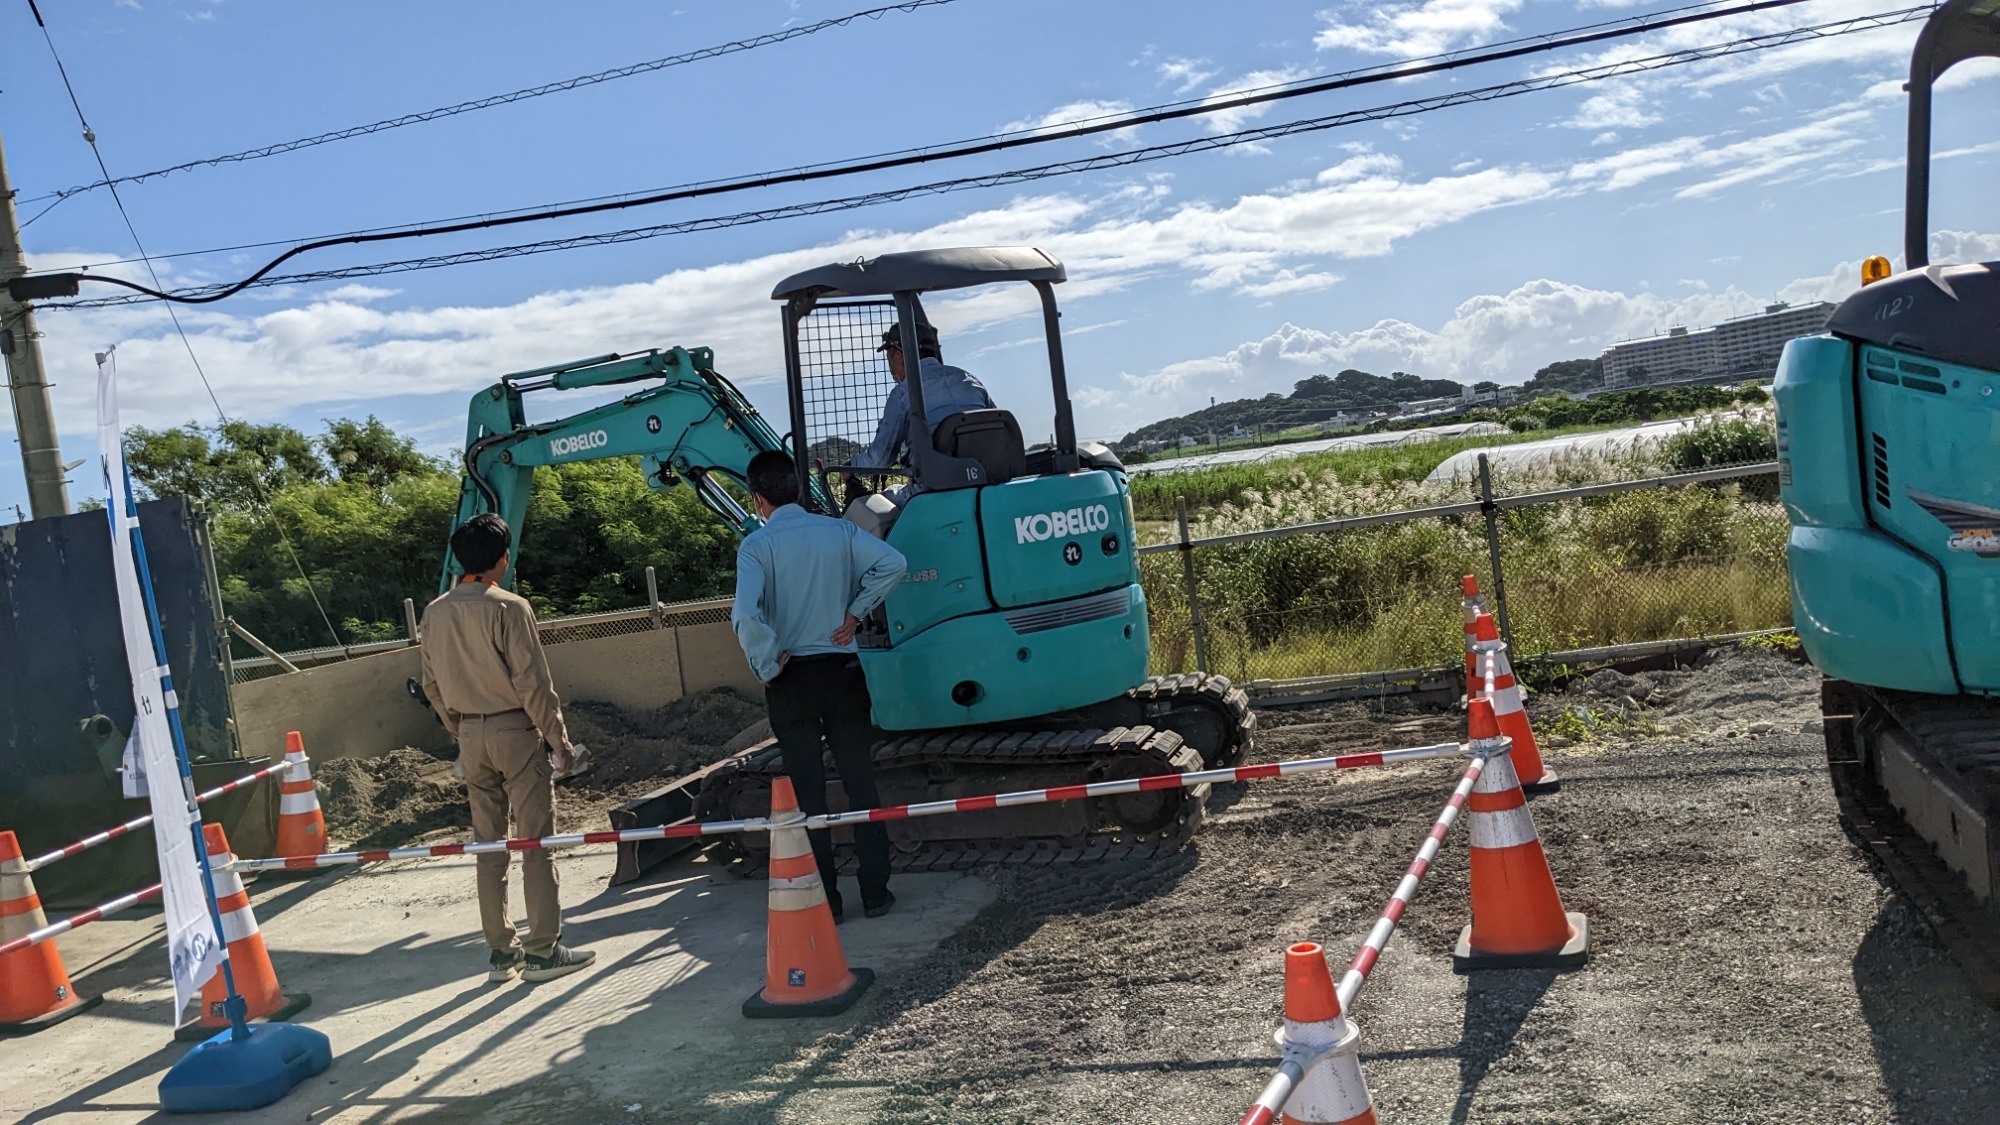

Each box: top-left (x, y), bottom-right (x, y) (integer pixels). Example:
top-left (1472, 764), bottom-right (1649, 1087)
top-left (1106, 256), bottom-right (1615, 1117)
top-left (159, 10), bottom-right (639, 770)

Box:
top-left (1139, 411), bottom-right (1788, 679)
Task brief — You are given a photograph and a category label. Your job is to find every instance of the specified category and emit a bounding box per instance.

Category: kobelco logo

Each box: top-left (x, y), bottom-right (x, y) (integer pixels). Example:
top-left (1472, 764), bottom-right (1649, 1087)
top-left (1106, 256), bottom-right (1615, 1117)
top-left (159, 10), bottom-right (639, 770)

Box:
top-left (1015, 504), bottom-right (1112, 544)
top-left (549, 430), bottom-right (610, 458)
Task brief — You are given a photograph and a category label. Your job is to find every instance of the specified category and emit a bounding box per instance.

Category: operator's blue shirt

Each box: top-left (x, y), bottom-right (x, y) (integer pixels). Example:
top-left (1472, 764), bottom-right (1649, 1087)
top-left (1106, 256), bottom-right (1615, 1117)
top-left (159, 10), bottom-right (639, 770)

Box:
top-left (730, 503), bottom-right (908, 684)
top-left (852, 357), bottom-right (995, 472)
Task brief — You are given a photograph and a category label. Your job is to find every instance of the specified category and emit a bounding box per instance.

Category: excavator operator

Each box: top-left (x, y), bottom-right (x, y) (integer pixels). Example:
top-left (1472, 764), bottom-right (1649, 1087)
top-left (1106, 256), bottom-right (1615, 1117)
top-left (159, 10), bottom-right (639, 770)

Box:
top-left (850, 321), bottom-right (993, 503)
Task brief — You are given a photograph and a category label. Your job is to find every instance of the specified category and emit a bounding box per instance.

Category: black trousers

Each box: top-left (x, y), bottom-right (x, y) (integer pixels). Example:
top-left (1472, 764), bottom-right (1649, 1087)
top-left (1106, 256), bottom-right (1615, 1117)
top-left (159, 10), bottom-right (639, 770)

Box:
top-left (763, 653), bottom-right (890, 907)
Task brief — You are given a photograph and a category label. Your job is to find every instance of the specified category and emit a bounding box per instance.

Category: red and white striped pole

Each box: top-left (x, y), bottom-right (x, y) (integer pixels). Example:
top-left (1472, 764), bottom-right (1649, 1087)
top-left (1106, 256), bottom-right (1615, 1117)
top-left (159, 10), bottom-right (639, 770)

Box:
top-left (227, 815), bottom-right (770, 873)
top-left (20, 758), bottom-right (297, 872)
top-left (1242, 749), bottom-right (1493, 1124)
top-left (808, 743), bottom-right (1463, 831)
top-left (0, 882), bottom-right (162, 959)
top-left (1337, 754), bottom-right (1485, 1011)
top-left (227, 742), bottom-right (1468, 874)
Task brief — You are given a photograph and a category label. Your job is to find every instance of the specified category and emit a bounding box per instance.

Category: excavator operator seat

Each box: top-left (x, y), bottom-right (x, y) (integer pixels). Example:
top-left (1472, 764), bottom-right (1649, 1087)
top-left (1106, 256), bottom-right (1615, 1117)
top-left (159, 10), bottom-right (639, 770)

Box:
top-left (932, 408), bottom-right (1027, 485)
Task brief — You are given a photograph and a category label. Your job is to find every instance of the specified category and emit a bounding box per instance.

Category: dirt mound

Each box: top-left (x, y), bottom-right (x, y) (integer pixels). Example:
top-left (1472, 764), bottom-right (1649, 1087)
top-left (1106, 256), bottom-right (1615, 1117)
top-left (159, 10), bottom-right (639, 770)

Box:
top-left (315, 689), bottom-right (768, 848)
top-left (563, 688), bottom-right (766, 787)
top-left (317, 747), bottom-right (466, 849)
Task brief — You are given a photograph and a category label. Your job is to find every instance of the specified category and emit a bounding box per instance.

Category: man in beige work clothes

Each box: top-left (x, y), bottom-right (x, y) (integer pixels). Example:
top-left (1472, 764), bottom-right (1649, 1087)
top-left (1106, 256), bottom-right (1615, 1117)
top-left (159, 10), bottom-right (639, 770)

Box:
top-left (421, 513), bottom-right (595, 983)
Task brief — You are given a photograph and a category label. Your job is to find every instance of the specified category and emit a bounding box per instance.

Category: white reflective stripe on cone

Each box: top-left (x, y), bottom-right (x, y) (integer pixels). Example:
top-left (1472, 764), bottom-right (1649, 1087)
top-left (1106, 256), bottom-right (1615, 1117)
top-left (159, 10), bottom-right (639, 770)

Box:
top-left (279, 791), bottom-right (320, 815)
top-left (1281, 1018), bottom-right (1373, 1124)
top-left (1484, 681), bottom-right (1525, 713)
top-left (219, 905), bottom-right (258, 945)
top-left (206, 859), bottom-right (247, 899)
top-left (1472, 747), bottom-right (1521, 794)
top-left (0, 874), bottom-right (48, 938)
top-left (767, 824), bottom-right (813, 862)
top-left (1469, 805), bottom-right (1539, 850)
top-left (768, 877), bottom-right (829, 913)
top-left (285, 756), bottom-right (314, 782)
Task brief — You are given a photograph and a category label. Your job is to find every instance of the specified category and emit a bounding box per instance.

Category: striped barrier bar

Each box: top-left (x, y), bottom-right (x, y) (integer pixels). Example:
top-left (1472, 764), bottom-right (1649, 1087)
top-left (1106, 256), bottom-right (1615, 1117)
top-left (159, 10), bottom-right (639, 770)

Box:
top-left (809, 743), bottom-right (1465, 831)
top-left (1241, 750), bottom-right (1492, 1124)
top-left (226, 814), bottom-right (771, 873)
top-left (1337, 754), bottom-right (1486, 1011)
top-left (0, 882), bottom-right (162, 958)
top-left (21, 759), bottom-right (297, 872)
top-left (229, 742), bottom-right (1467, 874)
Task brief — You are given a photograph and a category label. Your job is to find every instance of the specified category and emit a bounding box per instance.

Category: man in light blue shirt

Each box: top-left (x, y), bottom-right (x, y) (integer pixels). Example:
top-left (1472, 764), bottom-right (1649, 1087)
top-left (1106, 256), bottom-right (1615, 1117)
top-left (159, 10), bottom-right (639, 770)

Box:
top-left (731, 450), bottom-right (907, 920)
top-left (851, 321), bottom-right (994, 500)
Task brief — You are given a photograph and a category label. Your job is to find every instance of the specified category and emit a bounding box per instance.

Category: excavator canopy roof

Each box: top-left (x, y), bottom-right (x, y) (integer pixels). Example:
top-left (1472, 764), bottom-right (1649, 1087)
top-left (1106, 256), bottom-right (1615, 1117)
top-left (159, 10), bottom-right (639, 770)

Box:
top-left (770, 246), bottom-right (1065, 300)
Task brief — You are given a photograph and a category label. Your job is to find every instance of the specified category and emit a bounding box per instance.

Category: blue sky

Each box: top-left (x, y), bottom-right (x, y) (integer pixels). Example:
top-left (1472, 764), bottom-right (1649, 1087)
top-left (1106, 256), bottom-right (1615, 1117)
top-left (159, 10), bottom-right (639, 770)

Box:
top-left (3, 0), bottom-right (1997, 517)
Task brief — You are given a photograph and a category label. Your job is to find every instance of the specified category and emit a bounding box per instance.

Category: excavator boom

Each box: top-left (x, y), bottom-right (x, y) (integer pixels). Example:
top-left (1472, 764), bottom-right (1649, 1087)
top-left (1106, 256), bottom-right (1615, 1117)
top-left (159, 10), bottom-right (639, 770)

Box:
top-left (439, 346), bottom-right (803, 590)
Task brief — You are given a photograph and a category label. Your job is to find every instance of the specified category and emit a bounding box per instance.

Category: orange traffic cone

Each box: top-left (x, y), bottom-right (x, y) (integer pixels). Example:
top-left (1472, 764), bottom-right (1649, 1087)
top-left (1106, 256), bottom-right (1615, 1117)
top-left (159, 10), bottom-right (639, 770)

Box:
top-left (1454, 700), bottom-right (1589, 972)
top-left (742, 778), bottom-right (873, 1018)
top-left (274, 732), bottom-right (328, 860)
top-left (1469, 612), bottom-right (1557, 792)
top-left (1460, 575), bottom-right (1488, 696)
top-left (1275, 942), bottom-right (1377, 1125)
top-left (0, 830), bottom-right (101, 1030)
top-left (175, 823), bottom-right (311, 1041)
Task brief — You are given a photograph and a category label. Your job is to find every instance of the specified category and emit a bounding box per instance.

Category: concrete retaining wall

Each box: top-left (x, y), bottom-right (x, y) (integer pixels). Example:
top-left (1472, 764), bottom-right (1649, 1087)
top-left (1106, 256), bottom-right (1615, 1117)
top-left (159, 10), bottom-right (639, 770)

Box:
top-left (233, 609), bottom-right (760, 761)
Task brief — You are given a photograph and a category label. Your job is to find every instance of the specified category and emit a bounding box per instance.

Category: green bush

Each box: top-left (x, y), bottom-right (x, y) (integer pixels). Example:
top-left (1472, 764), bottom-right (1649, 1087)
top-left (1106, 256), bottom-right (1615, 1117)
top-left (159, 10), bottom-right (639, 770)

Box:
top-left (1662, 416), bottom-right (1777, 471)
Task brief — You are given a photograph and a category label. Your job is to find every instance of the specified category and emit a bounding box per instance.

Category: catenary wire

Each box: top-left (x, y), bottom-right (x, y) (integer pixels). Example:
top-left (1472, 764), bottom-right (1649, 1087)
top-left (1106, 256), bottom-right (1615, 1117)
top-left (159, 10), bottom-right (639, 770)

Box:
top-left (28, 0), bottom-right (345, 649)
top-left (42, 0), bottom-right (1794, 268)
top-left (19, 0), bottom-right (965, 212)
top-left (24, 0), bottom-right (1837, 304)
top-left (40, 4), bottom-right (1932, 311)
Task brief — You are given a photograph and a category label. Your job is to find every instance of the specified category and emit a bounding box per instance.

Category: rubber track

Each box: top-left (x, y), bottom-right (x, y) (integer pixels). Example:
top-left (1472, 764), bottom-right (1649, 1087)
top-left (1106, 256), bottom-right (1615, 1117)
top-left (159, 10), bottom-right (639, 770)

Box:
top-left (700, 724), bottom-right (1209, 875)
top-left (1129, 672), bottom-right (1259, 769)
top-left (1043, 672), bottom-right (1258, 769)
top-left (1827, 684), bottom-right (2000, 1007)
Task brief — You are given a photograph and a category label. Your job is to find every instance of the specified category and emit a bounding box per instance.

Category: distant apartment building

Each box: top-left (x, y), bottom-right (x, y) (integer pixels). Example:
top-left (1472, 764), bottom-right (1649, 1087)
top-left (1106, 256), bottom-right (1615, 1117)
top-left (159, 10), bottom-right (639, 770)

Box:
top-left (1600, 301), bottom-right (1833, 390)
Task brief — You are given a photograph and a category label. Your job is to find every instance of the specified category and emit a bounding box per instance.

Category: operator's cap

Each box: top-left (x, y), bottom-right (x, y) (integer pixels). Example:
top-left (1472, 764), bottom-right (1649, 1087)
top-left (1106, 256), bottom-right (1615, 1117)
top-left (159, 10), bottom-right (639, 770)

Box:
top-left (878, 321), bottom-right (940, 353)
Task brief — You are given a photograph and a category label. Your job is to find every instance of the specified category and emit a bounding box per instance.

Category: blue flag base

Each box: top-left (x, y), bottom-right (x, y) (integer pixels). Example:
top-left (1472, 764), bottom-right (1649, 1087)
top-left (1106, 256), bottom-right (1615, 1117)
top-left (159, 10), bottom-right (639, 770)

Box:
top-left (159, 1022), bottom-right (332, 1113)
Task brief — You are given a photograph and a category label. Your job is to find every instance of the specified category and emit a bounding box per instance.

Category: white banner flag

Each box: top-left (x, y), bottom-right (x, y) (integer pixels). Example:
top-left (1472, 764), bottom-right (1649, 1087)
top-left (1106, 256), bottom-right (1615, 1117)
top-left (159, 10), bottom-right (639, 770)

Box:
top-left (97, 351), bottom-right (226, 1020)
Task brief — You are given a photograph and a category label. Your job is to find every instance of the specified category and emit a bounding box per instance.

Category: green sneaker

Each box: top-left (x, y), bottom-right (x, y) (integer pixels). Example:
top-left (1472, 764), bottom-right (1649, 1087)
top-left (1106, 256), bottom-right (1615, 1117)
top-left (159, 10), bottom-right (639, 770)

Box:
top-left (522, 944), bottom-right (596, 983)
top-left (487, 947), bottom-right (524, 983)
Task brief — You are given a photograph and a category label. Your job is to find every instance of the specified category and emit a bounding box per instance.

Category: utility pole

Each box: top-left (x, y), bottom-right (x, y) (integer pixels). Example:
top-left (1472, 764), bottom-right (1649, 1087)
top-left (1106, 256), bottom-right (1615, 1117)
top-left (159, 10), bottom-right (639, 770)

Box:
top-left (0, 130), bottom-right (71, 519)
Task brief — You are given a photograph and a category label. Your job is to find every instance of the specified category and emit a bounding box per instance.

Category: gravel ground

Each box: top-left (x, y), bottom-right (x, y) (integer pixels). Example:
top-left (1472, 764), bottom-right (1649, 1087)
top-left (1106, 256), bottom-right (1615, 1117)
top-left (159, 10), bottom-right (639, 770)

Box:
top-left (686, 646), bottom-right (2000, 1124)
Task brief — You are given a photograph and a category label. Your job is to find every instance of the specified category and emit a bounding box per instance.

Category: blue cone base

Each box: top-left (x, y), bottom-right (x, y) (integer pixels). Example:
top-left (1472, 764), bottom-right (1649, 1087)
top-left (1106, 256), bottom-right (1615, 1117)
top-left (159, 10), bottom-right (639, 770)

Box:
top-left (159, 1022), bottom-right (332, 1113)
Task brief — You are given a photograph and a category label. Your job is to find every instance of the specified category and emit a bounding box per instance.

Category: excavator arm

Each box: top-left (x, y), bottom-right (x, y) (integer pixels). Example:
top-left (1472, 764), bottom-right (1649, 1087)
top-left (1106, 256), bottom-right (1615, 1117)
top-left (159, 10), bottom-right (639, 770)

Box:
top-left (439, 347), bottom-right (813, 591)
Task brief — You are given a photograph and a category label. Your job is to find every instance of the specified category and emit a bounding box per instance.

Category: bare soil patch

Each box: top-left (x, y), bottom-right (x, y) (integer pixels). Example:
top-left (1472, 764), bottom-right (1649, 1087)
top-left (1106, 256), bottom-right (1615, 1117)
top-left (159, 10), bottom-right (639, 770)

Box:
top-left (315, 688), bottom-right (765, 847)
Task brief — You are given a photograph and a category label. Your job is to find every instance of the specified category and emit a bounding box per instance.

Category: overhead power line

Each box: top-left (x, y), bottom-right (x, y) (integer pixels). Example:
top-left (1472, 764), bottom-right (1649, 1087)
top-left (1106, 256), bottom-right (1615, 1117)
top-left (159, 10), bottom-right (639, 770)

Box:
top-left (20, 0), bottom-right (1830, 306)
top-left (49, 0), bottom-right (1796, 272)
top-left (28, 0), bottom-right (346, 649)
top-left (42, 4), bottom-right (1930, 311)
top-left (20, 0), bottom-right (963, 212)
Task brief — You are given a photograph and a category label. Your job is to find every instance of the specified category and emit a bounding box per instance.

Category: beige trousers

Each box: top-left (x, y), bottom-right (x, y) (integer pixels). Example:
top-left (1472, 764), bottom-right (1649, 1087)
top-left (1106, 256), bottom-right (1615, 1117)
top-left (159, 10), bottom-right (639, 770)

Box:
top-left (459, 712), bottom-right (560, 957)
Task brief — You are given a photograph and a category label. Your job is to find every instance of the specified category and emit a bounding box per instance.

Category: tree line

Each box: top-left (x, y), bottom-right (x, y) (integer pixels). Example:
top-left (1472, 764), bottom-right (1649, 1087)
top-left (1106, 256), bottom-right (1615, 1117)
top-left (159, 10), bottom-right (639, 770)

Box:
top-left (124, 418), bottom-right (740, 653)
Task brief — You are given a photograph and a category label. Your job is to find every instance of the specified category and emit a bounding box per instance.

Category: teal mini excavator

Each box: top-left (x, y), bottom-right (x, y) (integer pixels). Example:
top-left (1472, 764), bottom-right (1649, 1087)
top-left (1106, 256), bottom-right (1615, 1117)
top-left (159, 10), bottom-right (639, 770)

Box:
top-left (440, 248), bottom-right (1254, 878)
top-left (1775, 0), bottom-right (2000, 1002)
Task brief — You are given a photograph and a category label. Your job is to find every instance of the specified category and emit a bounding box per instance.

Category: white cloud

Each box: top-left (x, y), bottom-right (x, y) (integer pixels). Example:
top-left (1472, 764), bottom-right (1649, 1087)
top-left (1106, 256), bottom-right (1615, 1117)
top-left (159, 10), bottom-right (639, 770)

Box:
top-left (1565, 111), bottom-right (1871, 198)
top-left (1000, 100), bottom-right (1141, 146)
top-left (1315, 0), bottom-right (1522, 59)
top-left (1197, 68), bottom-right (1312, 136)
top-left (1237, 270), bottom-right (1344, 298)
top-left (1157, 57), bottom-right (1216, 93)
top-left (1561, 85), bottom-right (1663, 135)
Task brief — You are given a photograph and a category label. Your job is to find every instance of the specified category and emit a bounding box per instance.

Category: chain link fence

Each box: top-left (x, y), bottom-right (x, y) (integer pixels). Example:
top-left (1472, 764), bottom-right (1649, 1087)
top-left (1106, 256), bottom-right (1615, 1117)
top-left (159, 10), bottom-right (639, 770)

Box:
top-left (1139, 455), bottom-right (1788, 685)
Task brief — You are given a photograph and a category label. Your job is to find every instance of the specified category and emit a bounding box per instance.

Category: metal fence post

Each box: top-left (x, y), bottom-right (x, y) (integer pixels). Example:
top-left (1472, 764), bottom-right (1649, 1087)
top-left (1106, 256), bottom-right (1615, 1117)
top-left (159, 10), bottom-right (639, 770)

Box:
top-left (1476, 454), bottom-right (1516, 653)
top-left (645, 565), bottom-right (664, 628)
top-left (1175, 495), bottom-right (1210, 673)
top-left (403, 597), bottom-right (420, 646)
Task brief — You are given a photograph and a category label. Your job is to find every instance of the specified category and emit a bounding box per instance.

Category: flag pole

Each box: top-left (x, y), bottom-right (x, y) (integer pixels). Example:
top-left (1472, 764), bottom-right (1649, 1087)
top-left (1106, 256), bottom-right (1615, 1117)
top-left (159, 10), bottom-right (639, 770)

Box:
top-left (115, 458), bottom-right (252, 1040)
